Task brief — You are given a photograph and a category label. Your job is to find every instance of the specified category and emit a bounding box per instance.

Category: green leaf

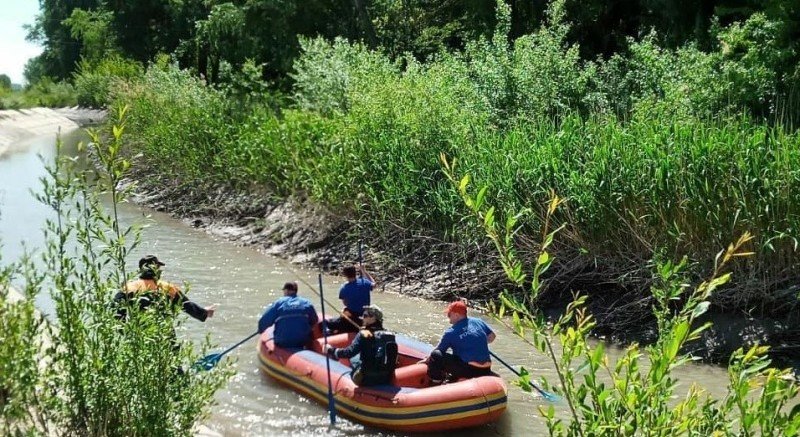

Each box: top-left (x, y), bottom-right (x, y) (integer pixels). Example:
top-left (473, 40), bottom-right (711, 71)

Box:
top-left (666, 321), bottom-right (690, 360)
top-left (592, 343), bottom-right (605, 366)
top-left (459, 174), bottom-right (470, 193)
top-left (691, 301), bottom-right (710, 319)
top-left (537, 251), bottom-right (550, 267)
top-left (484, 206), bottom-right (496, 228)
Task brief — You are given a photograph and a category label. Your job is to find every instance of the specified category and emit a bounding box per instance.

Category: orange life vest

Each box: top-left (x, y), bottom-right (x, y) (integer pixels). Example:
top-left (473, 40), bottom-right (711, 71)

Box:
top-left (123, 279), bottom-right (180, 300)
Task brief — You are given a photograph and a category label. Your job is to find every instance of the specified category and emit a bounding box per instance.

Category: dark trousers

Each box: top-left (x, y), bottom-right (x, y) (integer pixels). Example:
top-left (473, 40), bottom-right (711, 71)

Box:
top-left (427, 350), bottom-right (493, 382)
top-left (324, 315), bottom-right (362, 334)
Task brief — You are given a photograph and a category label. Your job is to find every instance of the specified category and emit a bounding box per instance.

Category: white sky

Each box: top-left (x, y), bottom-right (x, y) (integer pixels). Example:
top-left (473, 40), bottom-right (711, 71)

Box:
top-left (0, 0), bottom-right (43, 85)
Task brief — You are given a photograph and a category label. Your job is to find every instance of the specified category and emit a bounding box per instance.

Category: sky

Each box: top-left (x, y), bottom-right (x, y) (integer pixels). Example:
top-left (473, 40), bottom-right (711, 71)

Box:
top-left (0, 0), bottom-right (43, 85)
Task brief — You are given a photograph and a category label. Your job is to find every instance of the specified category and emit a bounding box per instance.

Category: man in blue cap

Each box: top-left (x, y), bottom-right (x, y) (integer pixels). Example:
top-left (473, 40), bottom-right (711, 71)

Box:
top-left (258, 281), bottom-right (319, 348)
top-left (325, 264), bottom-right (376, 334)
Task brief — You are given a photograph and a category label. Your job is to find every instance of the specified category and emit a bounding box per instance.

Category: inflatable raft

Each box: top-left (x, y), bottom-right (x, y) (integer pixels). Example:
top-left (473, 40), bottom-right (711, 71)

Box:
top-left (257, 328), bottom-right (507, 432)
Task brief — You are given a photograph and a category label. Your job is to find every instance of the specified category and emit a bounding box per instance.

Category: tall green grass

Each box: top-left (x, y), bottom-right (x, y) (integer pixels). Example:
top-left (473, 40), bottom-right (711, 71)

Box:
top-left (0, 78), bottom-right (78, 109)
top-left (444, 168), bottom-right (800, 434)
top-left (114, 0), bottom-right (800, 312)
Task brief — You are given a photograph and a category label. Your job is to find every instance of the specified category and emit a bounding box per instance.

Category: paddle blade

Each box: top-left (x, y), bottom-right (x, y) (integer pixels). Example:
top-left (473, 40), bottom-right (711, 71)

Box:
top-left (538, 390), bottom-right (559, 402)
top-left (193, 353), bottom-right (222, 371)
top-left (515, 366), bottom-right (559, 402)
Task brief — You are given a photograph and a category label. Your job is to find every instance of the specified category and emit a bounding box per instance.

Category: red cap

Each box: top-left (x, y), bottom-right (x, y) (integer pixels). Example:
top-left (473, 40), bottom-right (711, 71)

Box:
top-left (445, 301), bottom-right (467, 316)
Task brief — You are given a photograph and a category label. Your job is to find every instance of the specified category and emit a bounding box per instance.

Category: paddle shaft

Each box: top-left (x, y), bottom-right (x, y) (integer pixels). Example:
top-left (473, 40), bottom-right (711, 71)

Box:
top-left (311, 285), bottom-right (360, 331)
top-left (319, 273), bottom-right (337, 425)
top-left (219, 331), bottom-right (259, 357)
top-left (358, 238), bottom-right (363, 279)
top-left (489, 350), bottom-right (556, 400)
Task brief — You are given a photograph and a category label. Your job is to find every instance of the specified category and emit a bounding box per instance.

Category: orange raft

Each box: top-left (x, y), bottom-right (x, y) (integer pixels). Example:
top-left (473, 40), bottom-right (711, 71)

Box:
top-left (257, 328), bottom-right (507, 432)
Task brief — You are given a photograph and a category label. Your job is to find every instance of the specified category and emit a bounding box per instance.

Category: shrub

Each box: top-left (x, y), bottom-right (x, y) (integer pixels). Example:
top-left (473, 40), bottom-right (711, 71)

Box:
top-left (443, 159), bottom-right (800, 435)
top-left (22, 78), bottom-right (78, 107)
top-left (0, 109), bottom-right (232, 436)
top-left (118, 64), bottom-right (233, 182)
top-left (291, 36), bottom-right (398, 116)
top-left (73, 55), bottom-right (143, 108)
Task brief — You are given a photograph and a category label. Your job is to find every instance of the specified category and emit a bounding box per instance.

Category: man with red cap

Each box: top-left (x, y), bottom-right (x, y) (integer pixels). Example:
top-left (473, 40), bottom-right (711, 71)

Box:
top-left (423, 300), bottom-right (496, 384)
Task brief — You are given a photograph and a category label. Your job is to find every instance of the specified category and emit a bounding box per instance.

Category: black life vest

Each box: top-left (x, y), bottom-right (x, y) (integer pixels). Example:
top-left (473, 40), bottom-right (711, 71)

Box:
top-left (354, 330), bottom-right (398, 386)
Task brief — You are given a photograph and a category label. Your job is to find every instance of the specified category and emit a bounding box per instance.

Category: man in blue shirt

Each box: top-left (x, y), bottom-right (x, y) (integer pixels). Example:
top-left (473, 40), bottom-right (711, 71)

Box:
top-left (258, 281), bottom-right (319, 348)
top-left (325, 264), bottom-right (376, 334)
top-left (423, 300), bottom-right (496, 384)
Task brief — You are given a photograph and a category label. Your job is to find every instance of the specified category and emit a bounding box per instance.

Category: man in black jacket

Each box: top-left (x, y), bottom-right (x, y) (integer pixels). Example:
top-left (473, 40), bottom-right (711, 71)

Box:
top-left (113, 255), bottom-right (216, 322)
top-left (325, 305), bottom-right (397, 386)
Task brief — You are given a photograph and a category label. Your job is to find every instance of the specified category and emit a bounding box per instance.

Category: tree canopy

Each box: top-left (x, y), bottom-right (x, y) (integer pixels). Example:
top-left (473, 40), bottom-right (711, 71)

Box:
top-left (0, 74), bottom-right (12, 90)
top-left (25, 0), bottom-right (800, 90)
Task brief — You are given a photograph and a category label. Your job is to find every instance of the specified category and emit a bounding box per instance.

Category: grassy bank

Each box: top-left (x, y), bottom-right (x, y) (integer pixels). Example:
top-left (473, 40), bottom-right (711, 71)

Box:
top-left (111, 2), bottom-right (799, 346)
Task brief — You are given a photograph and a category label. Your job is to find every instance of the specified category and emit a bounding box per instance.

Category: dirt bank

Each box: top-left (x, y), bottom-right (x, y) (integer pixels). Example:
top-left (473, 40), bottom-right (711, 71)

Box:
top-left (121, 166), bottom-right (800, 371)
top-left (0, 107), bottom-right (106, 158)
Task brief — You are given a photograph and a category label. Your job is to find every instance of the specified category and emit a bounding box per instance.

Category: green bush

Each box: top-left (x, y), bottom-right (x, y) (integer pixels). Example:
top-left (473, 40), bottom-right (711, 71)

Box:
top-left (24, 78), bottom-right (78, 108)
top-left (292, 36), bottom-right (398, 116)
top-left (121, 64), bottom-right (234, 182)
top-left (0, 110), bottom-right (232, 436)
top-left (444, 164), bottom-right (800, 435)
top-left (0, 262), bottom-right (53, 435)
top-left (73, 55), bottom-right (143, 108)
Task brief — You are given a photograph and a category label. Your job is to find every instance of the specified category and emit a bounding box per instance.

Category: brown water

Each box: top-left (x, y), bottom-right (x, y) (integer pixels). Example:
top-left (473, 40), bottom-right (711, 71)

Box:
top-left (0, 131), bottom-right (736, 436)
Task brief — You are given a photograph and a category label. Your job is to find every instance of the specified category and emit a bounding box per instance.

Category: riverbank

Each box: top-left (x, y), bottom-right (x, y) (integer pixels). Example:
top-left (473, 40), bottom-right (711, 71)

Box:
top-left (6, 103), bottom-right (785, 369)
top-left (122, 163), bottom-right (800, 369)
top-left (0, 107), bottom-right (106, 158)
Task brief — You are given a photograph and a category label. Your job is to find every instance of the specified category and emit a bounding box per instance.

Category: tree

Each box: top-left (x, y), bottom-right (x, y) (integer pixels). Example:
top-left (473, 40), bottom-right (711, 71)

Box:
top-left (0, 74), bottom-right (11, 90)
top-left (63, 8), bottom-right (118, 66)
top-left (25, 0), bottom-right (102, 81)
top-left (23, 57), bottom-right (47, 85)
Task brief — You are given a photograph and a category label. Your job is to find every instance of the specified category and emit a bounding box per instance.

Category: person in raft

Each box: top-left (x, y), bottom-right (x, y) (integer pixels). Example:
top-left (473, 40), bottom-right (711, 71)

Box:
top-left (258, 281), bottom-right (319, 348)
top-left (325, 304), bottom-right (398, 386)
top-left (114, 255), bottom-right (217, 322)
top-left (422, 300), bottom-right (496, 384)
top-left (324, 263), bottom-right (376, 334)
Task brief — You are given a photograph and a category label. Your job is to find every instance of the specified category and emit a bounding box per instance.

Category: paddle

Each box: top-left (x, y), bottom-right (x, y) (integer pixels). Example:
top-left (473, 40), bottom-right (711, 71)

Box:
top-left (319, 273), bottom-right (337, 425)
top-left (490, 350), bottom-right (559, 402)
top-left (194, 331), bottom-right (259, 371)
top-left (357, 238), bottom-right (363, 278)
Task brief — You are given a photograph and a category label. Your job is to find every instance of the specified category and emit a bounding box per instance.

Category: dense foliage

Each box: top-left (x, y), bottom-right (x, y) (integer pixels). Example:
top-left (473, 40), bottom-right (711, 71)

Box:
top-left (0, 78), bottom-right (77, 109)
top-left (23, 1), bottom-right (800, 93)
top-left (444, 162), bottom-right (800, 434)
top-left (107, 2), bottom-right (800, 319)
top-left (0, 110), bottom-right (231, 435)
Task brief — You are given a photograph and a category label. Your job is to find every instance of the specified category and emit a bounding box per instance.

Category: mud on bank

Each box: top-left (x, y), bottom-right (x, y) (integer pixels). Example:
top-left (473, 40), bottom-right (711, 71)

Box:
top-left (125, 168), bottom-right (800, 369)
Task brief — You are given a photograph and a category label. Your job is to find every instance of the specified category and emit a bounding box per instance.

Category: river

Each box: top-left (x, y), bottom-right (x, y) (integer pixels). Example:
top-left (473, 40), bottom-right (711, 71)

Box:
top-left (0, 130), bottom-right (736, 436)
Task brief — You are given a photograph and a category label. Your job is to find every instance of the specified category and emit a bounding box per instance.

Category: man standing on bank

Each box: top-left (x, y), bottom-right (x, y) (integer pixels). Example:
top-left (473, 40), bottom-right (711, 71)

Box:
top-left (423, 300), bottom-right (496, 384)
top-left (325, 264), bottom-right (376, 334)
top-left (115, 255), bottom-right (216, 322)
top-left (258, 281), bottom-right (319, 348)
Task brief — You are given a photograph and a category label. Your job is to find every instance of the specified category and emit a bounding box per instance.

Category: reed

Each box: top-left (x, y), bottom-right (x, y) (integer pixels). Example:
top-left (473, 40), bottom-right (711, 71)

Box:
top-left (114, 0), bottom-right (800, 313)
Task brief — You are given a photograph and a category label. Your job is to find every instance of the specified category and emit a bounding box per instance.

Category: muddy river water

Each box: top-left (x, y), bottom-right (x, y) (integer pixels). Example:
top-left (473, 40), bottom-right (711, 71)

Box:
top-left (0, 131), bottom-right (735, 436)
